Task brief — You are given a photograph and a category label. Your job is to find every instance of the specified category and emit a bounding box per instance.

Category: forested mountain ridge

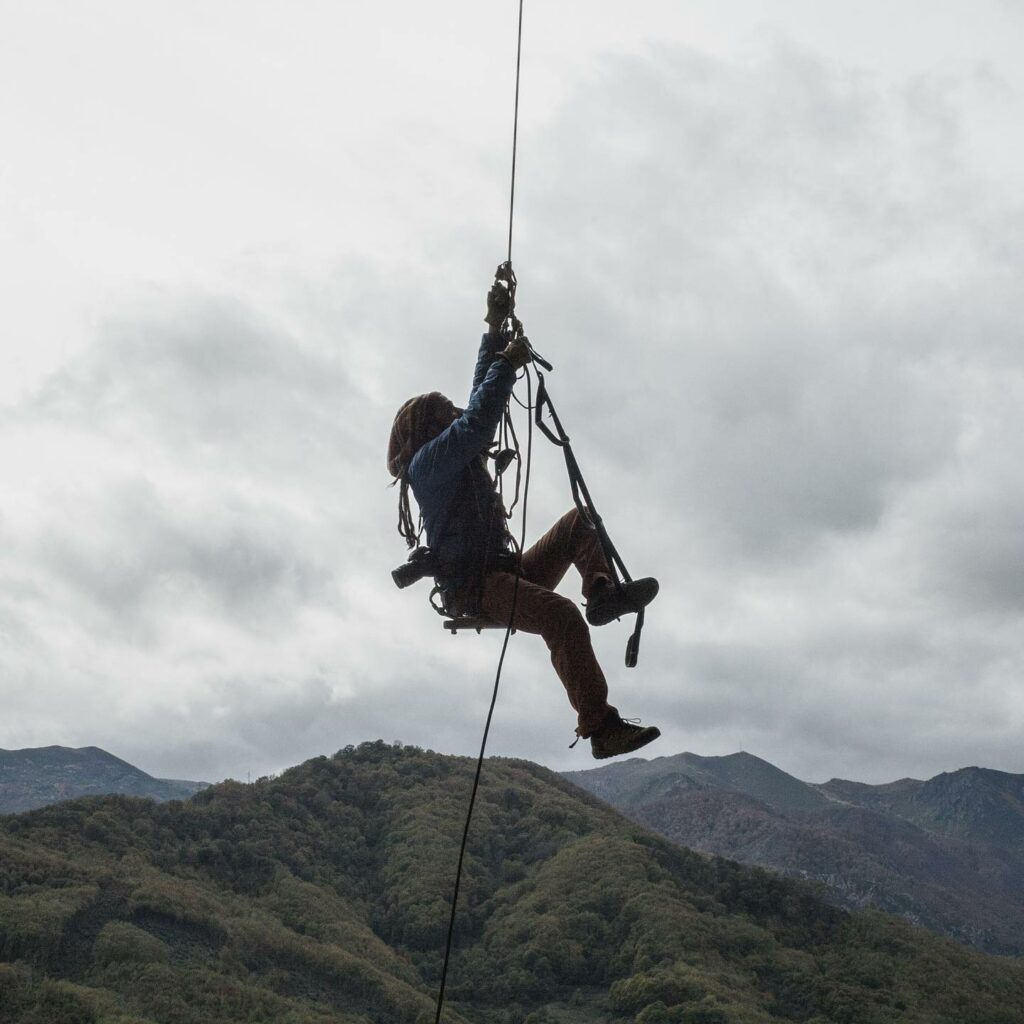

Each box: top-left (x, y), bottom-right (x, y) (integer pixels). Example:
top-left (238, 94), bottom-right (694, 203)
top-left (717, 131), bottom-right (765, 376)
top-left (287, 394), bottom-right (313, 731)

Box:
top-left (564, 751), bottom-right (1024, 954)
top-left (2, 742), bottom-right (1024, 1024)
top-left (0, 745), bottom-right (208, 815)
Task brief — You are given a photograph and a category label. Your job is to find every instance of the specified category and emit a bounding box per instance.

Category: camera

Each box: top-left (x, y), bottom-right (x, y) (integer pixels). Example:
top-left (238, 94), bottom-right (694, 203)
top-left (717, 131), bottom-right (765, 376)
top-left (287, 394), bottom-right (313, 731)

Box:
top-left (392, 546), bottom-right (436, 589)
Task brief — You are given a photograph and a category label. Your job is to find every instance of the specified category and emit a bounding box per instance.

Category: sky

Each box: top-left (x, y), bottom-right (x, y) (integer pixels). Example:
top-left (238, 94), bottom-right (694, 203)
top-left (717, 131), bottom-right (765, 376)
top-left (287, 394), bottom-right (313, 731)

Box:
top-left (1, 0), bottom-right (1022, 787)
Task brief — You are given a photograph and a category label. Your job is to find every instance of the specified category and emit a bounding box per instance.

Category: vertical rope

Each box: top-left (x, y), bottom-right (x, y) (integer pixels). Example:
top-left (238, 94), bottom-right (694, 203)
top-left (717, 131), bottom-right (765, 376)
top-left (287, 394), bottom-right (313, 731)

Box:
top-left (507, 0), bottom-right (524, 265)
top-left (432, 374), bottom-right (532, 1023)
top-left (433, 8), bottom-right (526, 1020)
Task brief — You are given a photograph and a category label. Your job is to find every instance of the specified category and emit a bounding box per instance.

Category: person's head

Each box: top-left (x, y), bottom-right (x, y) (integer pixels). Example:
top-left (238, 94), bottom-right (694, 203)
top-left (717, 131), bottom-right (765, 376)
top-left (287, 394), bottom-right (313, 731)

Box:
top-left (386, 391), bottom-right (459, 480)
top-left (388, 391), bottom-right (460, 549)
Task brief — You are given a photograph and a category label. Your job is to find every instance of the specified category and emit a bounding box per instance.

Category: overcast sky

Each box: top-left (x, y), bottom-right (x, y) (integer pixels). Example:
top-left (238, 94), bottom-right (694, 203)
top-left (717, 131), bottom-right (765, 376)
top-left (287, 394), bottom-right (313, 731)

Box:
top-left (2, 0), bottom-right (1022, 787)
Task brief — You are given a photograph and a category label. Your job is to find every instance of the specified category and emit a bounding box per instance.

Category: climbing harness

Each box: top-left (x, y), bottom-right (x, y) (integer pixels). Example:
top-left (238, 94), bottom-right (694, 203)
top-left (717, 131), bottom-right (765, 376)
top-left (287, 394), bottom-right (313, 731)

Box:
top-left (491, 259), bottom-right (646, 664)
top-left (396, 280), bottom-right (647, 664)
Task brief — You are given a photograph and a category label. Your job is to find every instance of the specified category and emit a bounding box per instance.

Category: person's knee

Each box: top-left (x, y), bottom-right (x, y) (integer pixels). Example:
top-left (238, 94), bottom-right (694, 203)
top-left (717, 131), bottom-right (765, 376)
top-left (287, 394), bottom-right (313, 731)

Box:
top-left (557, 507), bottom-right (583, 534)
top-left (543, 595), bottom-right (589, 644)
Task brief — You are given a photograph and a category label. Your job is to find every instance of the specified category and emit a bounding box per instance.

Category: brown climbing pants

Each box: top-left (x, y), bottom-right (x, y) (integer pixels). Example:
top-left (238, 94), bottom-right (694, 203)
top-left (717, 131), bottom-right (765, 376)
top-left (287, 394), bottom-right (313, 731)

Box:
top-left (479, 509), bottom-right (617, 737)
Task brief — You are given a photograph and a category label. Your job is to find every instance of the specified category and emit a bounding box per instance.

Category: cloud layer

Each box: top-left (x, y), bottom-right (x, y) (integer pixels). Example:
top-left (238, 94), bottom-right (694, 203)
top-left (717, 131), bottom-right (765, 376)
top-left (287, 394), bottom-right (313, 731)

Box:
top-left (2, 30), bottom-right (1022, 786)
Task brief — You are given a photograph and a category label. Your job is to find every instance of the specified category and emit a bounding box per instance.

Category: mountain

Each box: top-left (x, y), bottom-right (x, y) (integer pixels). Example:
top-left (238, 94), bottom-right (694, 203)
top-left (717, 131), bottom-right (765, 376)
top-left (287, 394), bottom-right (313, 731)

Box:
top-left (566, 751), bottom-right (832, 815)
top-left (0, 745), bottom-right (207, 814)
top-left (2, 742), bottom-right (1024, 1024)
top-left (564, 752), bottom-right (1024, 955)
top-left (818, 766), bottom-right (1024, 847)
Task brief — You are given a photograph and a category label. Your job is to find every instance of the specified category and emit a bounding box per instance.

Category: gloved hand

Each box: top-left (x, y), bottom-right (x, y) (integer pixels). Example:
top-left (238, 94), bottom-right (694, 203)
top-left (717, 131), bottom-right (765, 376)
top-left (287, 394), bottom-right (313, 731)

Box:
top-left (485, 282), bottom-right (511, 328)
top-left (500, 335), bottom-right (532, 370)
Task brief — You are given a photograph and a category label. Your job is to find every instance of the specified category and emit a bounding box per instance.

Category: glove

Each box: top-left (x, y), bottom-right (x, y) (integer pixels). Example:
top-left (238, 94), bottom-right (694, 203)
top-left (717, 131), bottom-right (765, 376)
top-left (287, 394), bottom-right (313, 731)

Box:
top-left (485, 282), bottom-right (511, 328)
top-left (500, 335), bottom-right (532, 371)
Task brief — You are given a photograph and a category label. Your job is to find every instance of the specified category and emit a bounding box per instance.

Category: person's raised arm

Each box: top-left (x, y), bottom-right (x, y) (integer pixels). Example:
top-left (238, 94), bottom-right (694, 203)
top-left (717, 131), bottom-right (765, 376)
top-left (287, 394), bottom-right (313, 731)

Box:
top-left (412, 333), bottom-right (530, 494)
top-left (469, 278), bottom-right (513, 396)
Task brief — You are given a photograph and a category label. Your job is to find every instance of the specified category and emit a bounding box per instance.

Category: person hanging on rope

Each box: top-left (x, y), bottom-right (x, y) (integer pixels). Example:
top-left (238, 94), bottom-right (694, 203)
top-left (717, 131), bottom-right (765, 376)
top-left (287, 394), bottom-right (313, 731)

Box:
top-left (387, 271), bottom-right (661, 759)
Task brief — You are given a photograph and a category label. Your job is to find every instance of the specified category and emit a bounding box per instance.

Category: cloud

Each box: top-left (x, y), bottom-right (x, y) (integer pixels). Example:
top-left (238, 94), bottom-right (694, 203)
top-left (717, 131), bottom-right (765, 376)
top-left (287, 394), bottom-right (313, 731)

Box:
top-left (33, 292), bottom-right (364, 482)
top-left (2, 36), bottom-right (1023, 787)
top-left (33, 477), bottom-right (335, 637)
top-left (497, 41), bottom-right (1024, 781)
top-left (518, 44), bottom-right (1021, 563)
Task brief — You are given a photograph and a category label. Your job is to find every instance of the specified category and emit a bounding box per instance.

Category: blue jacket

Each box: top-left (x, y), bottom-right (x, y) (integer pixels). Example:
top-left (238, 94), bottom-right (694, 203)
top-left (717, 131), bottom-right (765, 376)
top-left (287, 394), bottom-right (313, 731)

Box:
top-left (407, 332), bottom-right (516, 590)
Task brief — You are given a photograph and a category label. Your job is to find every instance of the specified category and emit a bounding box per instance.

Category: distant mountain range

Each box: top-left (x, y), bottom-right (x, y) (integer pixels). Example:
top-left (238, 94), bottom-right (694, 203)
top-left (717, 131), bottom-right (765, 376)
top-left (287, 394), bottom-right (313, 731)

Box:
top-left (3, 742), bottom-right (1023, 1023)
top-left (564, 751), bottom-right (1024, 954)
top-left (0, 745), bottom-right (207, 814)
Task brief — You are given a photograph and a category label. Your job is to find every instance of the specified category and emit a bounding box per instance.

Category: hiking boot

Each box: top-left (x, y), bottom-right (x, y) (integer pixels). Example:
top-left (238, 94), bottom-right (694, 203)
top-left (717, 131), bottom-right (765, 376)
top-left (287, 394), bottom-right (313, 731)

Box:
top-left (590, 716), bottom-right (661, 760)
top-left (585, 577), bottom-right (660, 627)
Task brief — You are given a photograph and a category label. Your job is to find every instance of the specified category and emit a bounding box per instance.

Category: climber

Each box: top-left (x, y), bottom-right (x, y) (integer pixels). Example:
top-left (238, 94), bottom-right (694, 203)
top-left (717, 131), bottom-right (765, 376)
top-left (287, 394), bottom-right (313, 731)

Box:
top-left (386, 271), bottom-right (661, 759)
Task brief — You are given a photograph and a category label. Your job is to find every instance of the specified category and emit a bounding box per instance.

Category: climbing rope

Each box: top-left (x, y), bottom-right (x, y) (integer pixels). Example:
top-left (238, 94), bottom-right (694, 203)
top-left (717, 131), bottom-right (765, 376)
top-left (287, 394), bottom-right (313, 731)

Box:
top-left (506, 0), bottom-right (524, 265)
top-left (433, 373), bottom-right (532, 1024)
top-left (433, 3), bottom-right (527, 1021)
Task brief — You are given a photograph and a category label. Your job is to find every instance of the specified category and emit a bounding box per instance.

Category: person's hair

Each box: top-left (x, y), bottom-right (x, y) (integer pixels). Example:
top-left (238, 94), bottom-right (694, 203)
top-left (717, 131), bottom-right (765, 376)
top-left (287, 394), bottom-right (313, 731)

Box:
top-left (387, 392), bottom-right (449, 548)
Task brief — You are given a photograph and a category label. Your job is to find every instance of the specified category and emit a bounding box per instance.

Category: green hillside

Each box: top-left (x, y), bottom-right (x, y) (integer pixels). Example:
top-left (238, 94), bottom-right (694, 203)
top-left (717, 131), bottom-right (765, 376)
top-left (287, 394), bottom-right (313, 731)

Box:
top-left (2, 742), bottom-right (1024, 1024)
top-left (565, 753), bottom-right (1024, 954)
